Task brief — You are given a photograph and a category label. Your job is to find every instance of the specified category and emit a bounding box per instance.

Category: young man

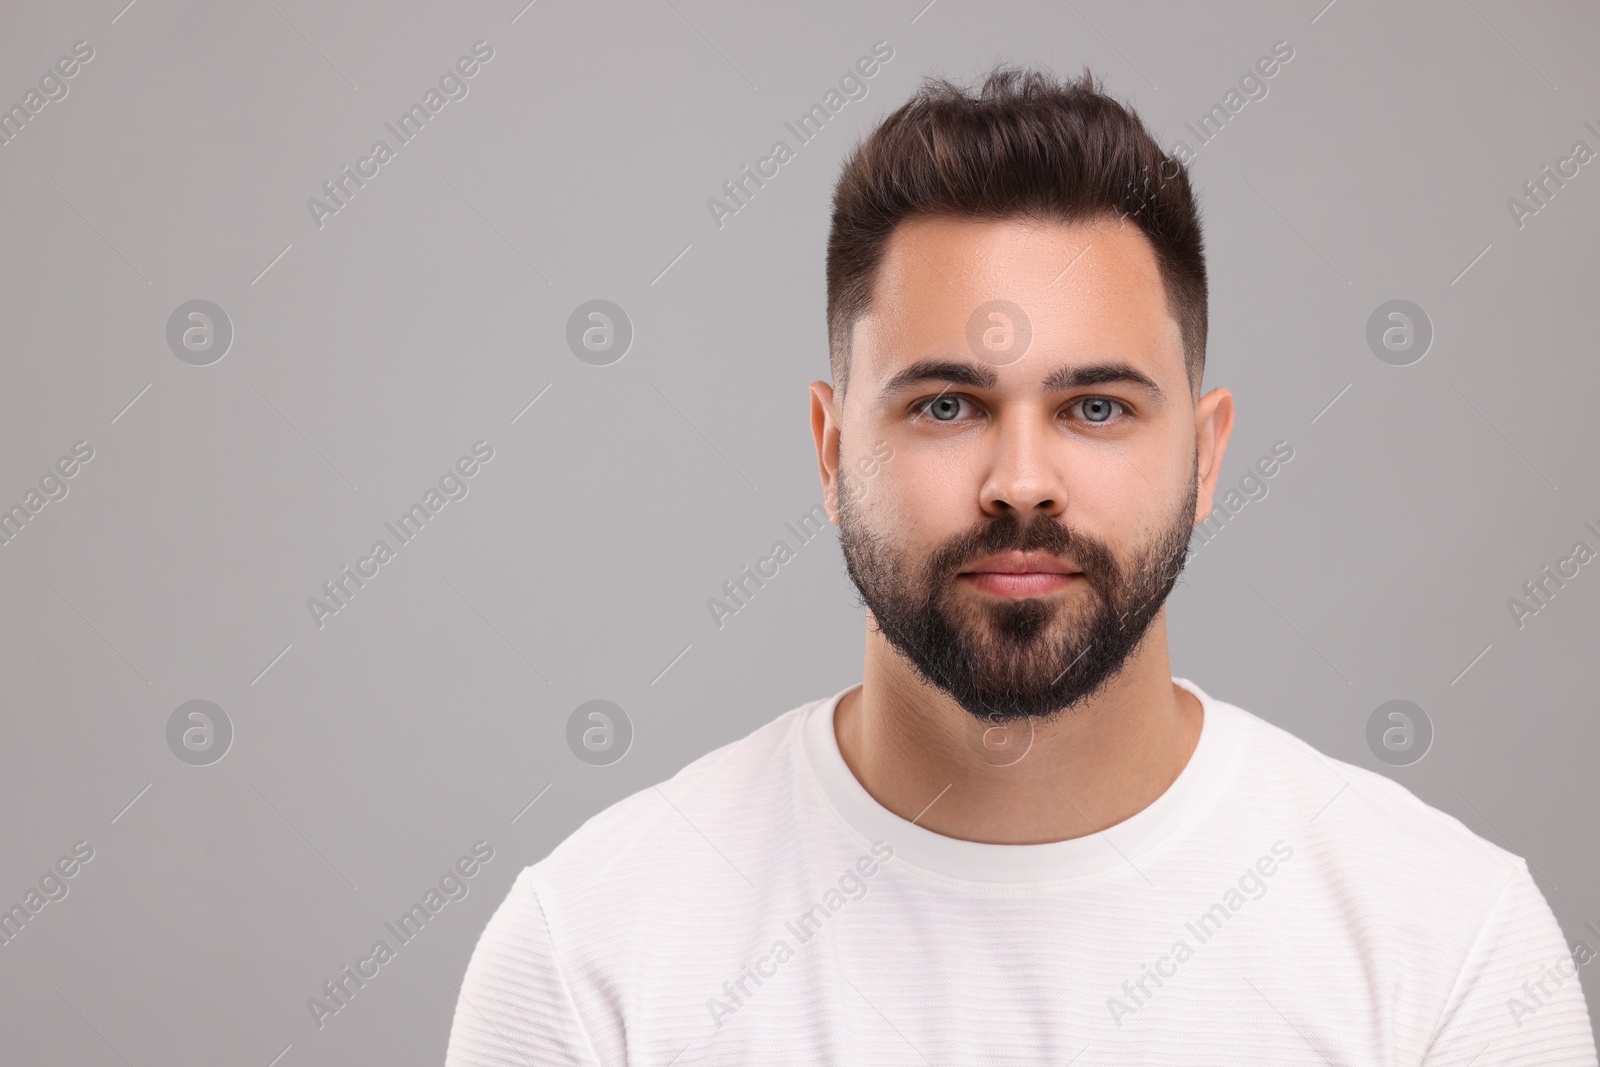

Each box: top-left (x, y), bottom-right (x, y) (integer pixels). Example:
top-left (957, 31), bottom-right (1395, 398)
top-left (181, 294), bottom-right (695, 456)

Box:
top-left (446, 68), bottom-right (1596, 1064)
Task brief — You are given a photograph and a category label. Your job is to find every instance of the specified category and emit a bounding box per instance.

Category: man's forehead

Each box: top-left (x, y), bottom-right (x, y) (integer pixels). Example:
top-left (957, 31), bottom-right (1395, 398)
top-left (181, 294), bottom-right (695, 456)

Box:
top-left (853, 215), bottom-right (1183, 390)
top-left (877, 213), bottom-right (1155, 279)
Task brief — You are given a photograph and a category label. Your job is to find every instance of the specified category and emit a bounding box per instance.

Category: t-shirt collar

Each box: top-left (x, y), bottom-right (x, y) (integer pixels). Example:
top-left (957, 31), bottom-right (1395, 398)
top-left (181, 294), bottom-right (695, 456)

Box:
top-left (800, 676), bottom-right (1243, 885)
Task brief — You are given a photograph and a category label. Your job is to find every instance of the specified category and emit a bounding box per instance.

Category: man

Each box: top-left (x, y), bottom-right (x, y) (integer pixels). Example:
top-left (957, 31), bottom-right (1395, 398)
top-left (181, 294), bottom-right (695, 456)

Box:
top-left (446, 68), bottom-right (1596, 1064)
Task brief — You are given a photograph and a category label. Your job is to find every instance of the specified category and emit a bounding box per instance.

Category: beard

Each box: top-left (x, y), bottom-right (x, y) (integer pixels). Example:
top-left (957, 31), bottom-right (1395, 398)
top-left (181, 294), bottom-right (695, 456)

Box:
top-left (837, 461), bottom-right (1198, 726)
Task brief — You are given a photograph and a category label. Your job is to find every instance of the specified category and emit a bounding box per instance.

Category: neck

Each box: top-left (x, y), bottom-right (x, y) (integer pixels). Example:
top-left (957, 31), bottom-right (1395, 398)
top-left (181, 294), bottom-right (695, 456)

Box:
top-left (834, 610), bottom-right (1203, 845)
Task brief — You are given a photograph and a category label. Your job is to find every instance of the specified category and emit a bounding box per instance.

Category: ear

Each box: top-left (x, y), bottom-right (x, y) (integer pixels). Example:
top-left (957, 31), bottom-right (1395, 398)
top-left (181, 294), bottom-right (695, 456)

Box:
top-left (810, 380), bottom-right (843, 524)
top-left (1192, 386), bottom-right (1235, 523)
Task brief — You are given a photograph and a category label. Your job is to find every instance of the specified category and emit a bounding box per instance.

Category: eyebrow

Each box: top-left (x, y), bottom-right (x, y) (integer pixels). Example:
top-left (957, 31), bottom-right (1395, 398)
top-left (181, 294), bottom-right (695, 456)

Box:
top-left (878, 358), bottom-right (1166, 403)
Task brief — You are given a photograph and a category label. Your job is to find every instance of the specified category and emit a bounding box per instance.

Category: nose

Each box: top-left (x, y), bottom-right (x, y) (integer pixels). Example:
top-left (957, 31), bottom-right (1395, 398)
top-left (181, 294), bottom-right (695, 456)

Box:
top-left (977, 408), bottom-right (1069, 520)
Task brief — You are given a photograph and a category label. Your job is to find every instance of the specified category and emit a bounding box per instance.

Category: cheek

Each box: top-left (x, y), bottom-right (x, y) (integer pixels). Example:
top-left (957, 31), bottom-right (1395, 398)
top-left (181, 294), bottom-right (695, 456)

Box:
top-left (1065, 452), bottom-right (1177, 540)
top-left (880, 456), bottom-right (971, 526)
top-left (1064, 453), bottom-right (1132, 506)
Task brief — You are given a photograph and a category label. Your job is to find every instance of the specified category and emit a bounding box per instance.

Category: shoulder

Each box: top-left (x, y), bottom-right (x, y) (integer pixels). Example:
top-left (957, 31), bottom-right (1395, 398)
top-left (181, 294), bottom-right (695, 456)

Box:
top-left (1190, 685), bottom-right (1590, 1062)
top-left (521, 691), bottom-right (831, 905)
top-left (1210, 687), bottom-right (1530, 919)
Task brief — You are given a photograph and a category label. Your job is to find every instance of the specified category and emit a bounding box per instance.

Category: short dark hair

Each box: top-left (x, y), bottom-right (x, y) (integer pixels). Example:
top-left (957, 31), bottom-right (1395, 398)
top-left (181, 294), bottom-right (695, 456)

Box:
top-left (825, 66), bottom-right (1207, 401)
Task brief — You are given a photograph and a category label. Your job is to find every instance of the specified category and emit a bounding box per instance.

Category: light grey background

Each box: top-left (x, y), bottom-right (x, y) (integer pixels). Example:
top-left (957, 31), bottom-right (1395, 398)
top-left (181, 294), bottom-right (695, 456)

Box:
top-left (2, 0), bottom-right (1597, 1061)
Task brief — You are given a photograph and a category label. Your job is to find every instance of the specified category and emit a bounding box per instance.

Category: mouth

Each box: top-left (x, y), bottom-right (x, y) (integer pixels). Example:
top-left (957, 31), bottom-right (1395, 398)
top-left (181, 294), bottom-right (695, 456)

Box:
top-left (958, 552), bottom-right (1083, 599)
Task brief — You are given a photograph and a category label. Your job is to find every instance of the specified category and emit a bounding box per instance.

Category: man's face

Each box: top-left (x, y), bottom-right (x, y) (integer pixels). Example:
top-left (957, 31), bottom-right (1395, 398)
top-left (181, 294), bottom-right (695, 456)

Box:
top-left (827, 214), bottom-right (1205, 724)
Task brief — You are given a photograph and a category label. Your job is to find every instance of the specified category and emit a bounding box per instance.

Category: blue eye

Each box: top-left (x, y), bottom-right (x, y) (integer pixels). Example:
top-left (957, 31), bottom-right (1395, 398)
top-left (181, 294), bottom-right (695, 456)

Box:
top-left (918, 395), bottom-right (965, 422)
top-left (1078, 397), bottom-right (1125, 423)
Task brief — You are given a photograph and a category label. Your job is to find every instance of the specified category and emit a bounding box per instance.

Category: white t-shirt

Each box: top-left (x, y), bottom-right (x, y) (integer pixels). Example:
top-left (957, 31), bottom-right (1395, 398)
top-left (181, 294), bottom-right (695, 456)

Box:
top-left (445, 677), bottom-right (1597, 1065)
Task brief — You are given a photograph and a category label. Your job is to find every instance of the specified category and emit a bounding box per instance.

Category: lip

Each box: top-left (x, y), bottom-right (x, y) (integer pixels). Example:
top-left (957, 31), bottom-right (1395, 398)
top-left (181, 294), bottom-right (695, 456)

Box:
top-left (957, 552), bottom-right (1083, 599)
top-left (959, 551), bottom-right (1081, 576)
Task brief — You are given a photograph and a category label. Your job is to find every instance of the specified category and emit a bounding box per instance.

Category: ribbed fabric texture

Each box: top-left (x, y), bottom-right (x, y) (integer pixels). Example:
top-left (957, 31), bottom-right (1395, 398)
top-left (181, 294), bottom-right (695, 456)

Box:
top-left (445, 678), bottom-right (1598, 1065)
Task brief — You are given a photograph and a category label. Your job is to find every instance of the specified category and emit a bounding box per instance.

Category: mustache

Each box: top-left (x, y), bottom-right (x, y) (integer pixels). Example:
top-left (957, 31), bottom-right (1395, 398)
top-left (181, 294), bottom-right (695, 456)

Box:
top-left (927, 512), bottom-right (1117, 585)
